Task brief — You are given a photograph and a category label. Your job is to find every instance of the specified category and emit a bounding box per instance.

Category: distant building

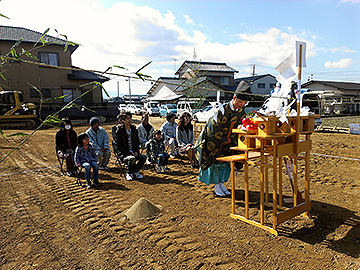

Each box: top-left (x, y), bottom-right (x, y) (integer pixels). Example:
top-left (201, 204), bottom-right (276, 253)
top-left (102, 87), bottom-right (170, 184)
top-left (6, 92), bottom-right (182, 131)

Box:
top-left (147, 61), bottom-right (238, 103)
top-left (302, 80), bottom-right (360, 115)
top-left (234, 74), bottom-right (277, 95)
top-left (0, 25), bottom-right (109, 118)
top-left (122, 94), bottom-right (147, 104)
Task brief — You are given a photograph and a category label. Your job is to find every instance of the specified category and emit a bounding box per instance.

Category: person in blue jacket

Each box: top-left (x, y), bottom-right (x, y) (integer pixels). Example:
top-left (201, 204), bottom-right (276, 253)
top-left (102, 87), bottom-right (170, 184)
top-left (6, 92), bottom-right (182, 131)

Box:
top-left (74, 133), bottom-right (99, 189)
top-left (86, 117), bottom-right (111, 171)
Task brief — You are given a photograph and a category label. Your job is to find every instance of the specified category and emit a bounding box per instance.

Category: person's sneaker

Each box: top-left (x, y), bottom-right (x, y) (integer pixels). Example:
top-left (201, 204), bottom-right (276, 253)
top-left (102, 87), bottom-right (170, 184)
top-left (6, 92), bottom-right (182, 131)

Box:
top-left (214, 184), bottom-right (226, 197)
top-left (155, 165), bottom-right (162, 173)
top-left (126, 173), bottom-right (133, 181)
top-left (219, 182), bottom-right (231, 195)
top-left (86, 181), bottom-right (92, 189)
top-left (93, 179), bottom-right (100, 187)
top-left (133, 172), bottom-right (143, 179)
top-left (104, 166), bottom-right (110, 171)
top-left (98, 166), bottom-right (105, 170)
top-left (161, 166), bottom-right (167, 172)
top-left (170, 154), bottom-right (176, 159)
top-left (66, 172), bottom-right (73, 177)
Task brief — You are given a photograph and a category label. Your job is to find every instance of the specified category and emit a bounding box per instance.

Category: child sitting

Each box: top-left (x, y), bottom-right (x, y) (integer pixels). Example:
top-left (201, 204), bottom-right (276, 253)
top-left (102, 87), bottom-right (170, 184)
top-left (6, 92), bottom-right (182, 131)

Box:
top-left (148, 130), bottom-right (169, 173)
top-left (74, 133), bottom-right (99, 189)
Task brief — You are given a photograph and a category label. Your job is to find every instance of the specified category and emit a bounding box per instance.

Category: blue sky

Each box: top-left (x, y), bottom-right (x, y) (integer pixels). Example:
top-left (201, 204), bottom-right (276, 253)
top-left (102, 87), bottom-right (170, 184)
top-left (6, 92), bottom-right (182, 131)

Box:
top-left (1, 0), bottom-right (359, 96)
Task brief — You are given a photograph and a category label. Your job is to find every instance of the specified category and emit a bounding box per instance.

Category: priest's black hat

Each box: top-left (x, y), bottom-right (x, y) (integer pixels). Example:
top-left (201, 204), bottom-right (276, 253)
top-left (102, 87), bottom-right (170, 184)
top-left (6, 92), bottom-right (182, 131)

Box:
top-left (235, 81), bottom-right (250, 100)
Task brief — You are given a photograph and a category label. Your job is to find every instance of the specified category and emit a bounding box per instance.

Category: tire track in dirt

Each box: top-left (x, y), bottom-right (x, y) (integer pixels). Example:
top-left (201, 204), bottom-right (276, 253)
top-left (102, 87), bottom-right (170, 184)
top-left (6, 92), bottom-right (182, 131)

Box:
top-left (3, 125), bottom-right (358, 269)
top-left (3, 150), bottom-right (253, 269)
top-left (115, 165), bottom-right (244, 269)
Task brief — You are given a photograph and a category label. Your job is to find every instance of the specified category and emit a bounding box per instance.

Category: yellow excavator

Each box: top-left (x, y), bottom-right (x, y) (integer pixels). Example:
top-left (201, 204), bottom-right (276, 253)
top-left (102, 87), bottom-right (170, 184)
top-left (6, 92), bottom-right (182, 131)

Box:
top-left (0, 87), bottom-right (39, 129)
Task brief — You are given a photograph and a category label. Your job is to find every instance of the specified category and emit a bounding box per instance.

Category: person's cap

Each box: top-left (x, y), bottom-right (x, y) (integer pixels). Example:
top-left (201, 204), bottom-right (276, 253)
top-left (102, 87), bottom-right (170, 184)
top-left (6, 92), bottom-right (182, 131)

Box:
top-left (90, 116), bottom-right (100, 126)
top-left (235, 81), bottom-right (250, 100)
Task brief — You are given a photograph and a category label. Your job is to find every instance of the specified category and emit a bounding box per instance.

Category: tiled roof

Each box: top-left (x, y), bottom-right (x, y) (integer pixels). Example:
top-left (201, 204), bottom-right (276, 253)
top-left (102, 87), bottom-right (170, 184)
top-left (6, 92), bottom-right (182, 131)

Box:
top-left (160, 77), bottom-right (186, 92)
top-left (234, 74), bottom-right (275, 83)
top-left (302, 80), bottom-right (360, 91)
top-left (176, 60), bottom-right (238, 75)
top-left (0, 25), bottom-right (78, 53)
top-left (68, 67), bottom-right (109, 83)
top-left (148, 75), bottom-right (233, 96)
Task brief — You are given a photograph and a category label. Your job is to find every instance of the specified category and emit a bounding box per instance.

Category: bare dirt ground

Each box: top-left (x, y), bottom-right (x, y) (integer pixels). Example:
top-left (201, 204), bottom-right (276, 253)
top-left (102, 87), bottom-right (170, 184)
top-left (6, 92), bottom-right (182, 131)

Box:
top-left (1, 115), bottom-right (359, 269)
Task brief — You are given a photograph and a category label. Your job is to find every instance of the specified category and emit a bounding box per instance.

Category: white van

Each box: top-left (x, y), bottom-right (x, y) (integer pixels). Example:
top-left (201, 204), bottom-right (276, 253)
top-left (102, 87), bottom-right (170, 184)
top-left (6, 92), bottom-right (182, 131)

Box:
top-left (144, 102), bottom-right (160, 116)
top-left (176, 100), bottom-right (202, 118)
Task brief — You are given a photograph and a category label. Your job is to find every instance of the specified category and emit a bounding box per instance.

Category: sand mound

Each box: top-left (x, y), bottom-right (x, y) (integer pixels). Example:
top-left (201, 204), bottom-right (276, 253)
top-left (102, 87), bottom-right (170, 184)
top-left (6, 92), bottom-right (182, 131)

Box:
top-left (125, 197), bottom-right (161, 221)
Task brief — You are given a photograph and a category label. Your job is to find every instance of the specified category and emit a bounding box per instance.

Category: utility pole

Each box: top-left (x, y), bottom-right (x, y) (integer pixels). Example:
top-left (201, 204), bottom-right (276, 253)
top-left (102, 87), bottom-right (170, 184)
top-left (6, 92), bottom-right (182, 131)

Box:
top-left (250, 64), bottom-right (256, 87)
top-left (250, 64), bottom-right (256, 77)
top-left (128, 78), bottom-right (131, 104)
top-left (117, 81), bottom-right (120, 106)
top-left (172, 58), bottom-right (177, 74)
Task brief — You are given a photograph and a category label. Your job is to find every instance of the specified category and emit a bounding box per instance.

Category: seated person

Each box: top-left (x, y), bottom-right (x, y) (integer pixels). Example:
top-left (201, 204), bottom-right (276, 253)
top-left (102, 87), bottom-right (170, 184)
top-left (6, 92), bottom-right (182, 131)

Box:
top-left (148, 130), bottom-right (169, 173)
top-left (74, 133), bottom-right (99, 189)
top-left (176, 112), bottom-right (198, 168)
top-left (55, 117), bottom-right (78, 176)
top-left (160, 112), bottom-right (177, 158)
top-left (136, 113), bottom-right (154, 152)
top-left (112, 112), bottom-right (146, 181)
top-left (86, 117), bottom-right (111, 171)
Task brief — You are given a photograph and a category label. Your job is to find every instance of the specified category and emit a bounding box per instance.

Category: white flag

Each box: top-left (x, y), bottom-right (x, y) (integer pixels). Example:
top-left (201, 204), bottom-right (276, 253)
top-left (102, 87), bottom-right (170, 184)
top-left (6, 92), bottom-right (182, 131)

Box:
top-left (275, 53), bottom-right (296, 80)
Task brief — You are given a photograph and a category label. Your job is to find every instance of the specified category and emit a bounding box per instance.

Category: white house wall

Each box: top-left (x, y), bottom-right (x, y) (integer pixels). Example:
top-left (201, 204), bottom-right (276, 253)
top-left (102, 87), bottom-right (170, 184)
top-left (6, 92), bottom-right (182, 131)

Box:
top-left (151, 83), bottom-right (179, 100)
top-left (305, 82), bottom-right (338, 92)
top-left (250, 76), bottom-right (277, 95)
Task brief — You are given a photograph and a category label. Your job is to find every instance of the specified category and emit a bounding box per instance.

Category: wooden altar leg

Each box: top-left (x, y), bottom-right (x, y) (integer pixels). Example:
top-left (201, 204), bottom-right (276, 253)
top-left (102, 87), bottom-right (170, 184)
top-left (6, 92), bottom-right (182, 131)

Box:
top-left (231, 161), bottom-right (235, 214)
top-left (272, 140), bottom-right (278, 231)
top-left (245, 160), bottom-right (249, 219)
top-left (260, 139), bottom-right (265, 225)
top-left (279, 157), bottom-right (283, 208)
top-left (265, 155), bottom-right (269, 203)
top-left (293, 156), bottom-right (299, 207)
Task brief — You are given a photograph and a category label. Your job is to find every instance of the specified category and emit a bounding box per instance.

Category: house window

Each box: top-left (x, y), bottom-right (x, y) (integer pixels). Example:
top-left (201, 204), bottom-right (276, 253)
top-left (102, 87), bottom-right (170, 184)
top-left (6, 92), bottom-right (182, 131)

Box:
top-left (258, 83), bottom-right (265, 88)
top-left (221, 77), bottom-right (230, 85)
top-left (38, 52), bottom-right (59, 66)
top-left (30, 88), bottom-right (51, 98)
top-left (63, 89), bottom-right (82, 103)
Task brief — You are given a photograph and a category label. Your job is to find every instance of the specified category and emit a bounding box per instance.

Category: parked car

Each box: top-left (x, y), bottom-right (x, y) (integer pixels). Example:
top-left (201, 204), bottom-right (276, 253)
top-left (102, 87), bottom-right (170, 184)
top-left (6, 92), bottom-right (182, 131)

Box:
top-left (193, 102), bottom-right (221, 122)
top-left (118, 104), bottom-right (127, 113)
top-left (126, 104), bottom-right (145, 115)
top-left (144, 102), bottom-right (160, 116)
top-left (159, 104), bottom-right (177, 117)
top-left (176, 100), bottom-right (202, 118)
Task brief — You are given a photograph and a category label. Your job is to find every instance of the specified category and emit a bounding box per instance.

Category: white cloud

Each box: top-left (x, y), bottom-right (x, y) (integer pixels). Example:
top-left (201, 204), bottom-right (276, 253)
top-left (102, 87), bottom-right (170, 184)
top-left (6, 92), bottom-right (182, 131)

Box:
top-left (340, 0), bottom-right (360, 3)
top-left (183, 14), bottom-right (194, 24)
top-left (319, 46), bottom-right (355, 53)
top-left (324, 58), bottom-right (353, 68)
top-left (0, 0), bottom-right (322, 95)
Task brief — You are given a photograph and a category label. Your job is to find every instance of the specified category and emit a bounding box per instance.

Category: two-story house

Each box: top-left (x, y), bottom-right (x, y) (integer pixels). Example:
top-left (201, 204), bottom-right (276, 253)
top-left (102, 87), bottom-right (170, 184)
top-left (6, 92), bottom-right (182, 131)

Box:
top-left (0, 25), bottom-right (108, 118)
top-left (234, 74), bottom-right (277, 95)
top-left (147, 61), bottom-right (238, 103)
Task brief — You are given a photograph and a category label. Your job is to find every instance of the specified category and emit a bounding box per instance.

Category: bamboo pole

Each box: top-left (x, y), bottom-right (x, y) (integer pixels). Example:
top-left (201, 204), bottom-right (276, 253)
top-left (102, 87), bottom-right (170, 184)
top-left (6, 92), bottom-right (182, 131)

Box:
top-left (305, 133), bottom-right (311, 217)
top-left (294, 44), bottom-right (303, 207)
